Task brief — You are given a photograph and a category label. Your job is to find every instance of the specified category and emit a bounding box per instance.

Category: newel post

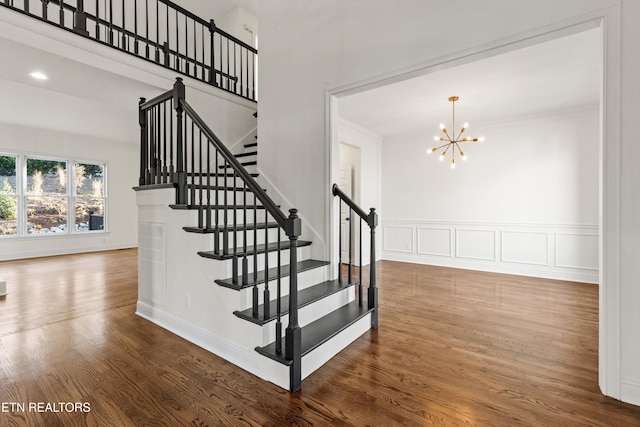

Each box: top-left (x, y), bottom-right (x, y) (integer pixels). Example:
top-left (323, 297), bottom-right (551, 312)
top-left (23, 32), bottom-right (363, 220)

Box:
top-left (73, 0), bottom-right (89, 36)
top-left (138, 97), bottom-right (147, 186)
top-left (368, 208), bottom-right (378, 328)
top-left (285, 208), bottom-right (302, 392)
top-left (173, 78), bottom-right (187, 205)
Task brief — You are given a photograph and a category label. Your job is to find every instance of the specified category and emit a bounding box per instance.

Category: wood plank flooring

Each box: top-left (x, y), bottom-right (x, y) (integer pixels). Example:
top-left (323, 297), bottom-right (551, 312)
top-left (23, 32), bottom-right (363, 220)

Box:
top-left (1, 249), bottom-right (640, 426)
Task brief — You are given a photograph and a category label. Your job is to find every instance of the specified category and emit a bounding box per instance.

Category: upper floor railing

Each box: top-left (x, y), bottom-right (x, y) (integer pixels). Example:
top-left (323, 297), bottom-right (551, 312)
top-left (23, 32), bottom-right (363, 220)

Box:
top-left (1, 0), bottom-right (257, 102)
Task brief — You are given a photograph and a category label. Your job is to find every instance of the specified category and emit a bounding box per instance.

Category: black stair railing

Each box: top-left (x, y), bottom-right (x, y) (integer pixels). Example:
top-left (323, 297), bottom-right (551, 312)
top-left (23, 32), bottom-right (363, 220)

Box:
top-left (1, 0), bottom-right (257, 102)
top-left (332, 183), bottom-right (378, 328)
top-left (138, 78), bottom-right (303, 391)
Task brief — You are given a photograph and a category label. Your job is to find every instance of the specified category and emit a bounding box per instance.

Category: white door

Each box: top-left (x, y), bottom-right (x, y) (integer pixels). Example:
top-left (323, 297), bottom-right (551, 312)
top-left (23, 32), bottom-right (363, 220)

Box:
top-left (339, 165), bottom-right (353, 264)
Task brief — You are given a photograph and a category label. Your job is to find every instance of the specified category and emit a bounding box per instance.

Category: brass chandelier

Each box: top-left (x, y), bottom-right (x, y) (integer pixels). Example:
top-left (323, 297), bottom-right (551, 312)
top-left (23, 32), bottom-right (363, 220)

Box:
top-left (428, 96), bottom-right (484, 169)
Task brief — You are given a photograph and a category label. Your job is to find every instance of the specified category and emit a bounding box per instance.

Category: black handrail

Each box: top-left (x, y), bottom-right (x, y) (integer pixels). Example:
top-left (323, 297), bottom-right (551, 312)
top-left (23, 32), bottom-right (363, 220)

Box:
top-left (332, 183), bottom-right (378, 328)
top-left (139, 78), bottom-right (303, 392)
top-left (1, 0), bottom-right (257, 101)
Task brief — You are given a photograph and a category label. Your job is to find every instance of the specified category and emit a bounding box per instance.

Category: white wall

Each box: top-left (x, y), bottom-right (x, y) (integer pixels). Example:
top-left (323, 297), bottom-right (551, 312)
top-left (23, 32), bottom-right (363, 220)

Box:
top-left (338, 120), bottom-right (383, 265)
top-left (0, 122), bottom-right (138, 260)
top-left (381, 107), bottom-right (600, 282)
top-left (257, 0), bottom-right (640, 406)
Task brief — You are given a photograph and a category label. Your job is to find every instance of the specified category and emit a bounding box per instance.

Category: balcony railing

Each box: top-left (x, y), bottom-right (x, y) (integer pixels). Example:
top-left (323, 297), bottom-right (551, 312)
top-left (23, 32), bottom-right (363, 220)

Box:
top-left (1, 0), bottom-right (257, 102)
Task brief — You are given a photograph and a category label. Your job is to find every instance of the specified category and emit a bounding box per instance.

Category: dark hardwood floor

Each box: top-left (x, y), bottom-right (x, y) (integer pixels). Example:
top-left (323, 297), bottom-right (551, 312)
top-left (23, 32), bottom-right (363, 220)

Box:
top-left (1, 249), bottom-right (640, 426)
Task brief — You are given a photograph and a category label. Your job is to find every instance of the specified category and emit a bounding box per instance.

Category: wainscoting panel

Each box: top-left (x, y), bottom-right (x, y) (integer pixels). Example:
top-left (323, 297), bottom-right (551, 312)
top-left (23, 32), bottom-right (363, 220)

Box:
top-left (139, 222), bottom-right (167, 305)
top-left (555, 232), bottom-right (598, 270)
top-left (417, 227), bottom-right (452, 257)
top-left (501, 231), bottom-right (549, 266)
top-left (456, 229), bottom-right (496, 261)
top-left (383, 226), bottom-right (413, 253)
top-left (382, 220), bottom-right (598, 283)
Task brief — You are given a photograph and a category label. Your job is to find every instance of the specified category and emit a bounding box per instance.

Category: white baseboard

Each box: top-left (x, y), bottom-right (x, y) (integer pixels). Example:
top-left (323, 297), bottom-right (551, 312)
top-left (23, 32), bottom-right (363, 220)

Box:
top-left (0, 243), bottom-right (138, 261)
top-left (135, 301), bottom-right (261, 377)
top-left (383, 251), bottom-right (599, 284)
top-left (621, 379), bottom-right (640, 407)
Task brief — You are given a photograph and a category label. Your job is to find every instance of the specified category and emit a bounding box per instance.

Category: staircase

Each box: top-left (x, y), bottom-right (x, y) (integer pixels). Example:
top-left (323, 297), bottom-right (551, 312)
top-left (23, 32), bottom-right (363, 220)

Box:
top-left (135, 78), bottom-right (378, 392)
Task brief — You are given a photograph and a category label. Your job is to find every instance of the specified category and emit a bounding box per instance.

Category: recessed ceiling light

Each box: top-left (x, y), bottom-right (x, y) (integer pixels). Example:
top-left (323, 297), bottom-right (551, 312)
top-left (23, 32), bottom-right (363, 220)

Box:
top-left (29, 71), bottom-right (48, 80)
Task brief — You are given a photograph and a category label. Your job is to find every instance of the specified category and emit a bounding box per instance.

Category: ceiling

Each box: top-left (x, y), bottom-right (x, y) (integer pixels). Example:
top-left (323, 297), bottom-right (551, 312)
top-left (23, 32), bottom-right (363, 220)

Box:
top-left (338, 28), bottom-right (601, 138)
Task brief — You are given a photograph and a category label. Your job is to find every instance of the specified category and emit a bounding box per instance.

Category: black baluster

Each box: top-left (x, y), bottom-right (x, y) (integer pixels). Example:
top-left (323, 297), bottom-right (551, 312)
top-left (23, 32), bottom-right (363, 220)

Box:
top-left (41, 0), bottom-right (48, 21)
top-left (368, 208), bottom-right (378, 329)
top-left (162, 101), bottom-right (167, 183)
top-left (184, 15), bottom-right (188, 74)
top-left (138, 97), bottom-right (147, 186)
top-left (169, 96), bottom-right (174, 179)
top-left (222, 159), bottom-right (228, 255)
top-left (192, 19), bottom-right (196, 77)
top-left (209, 19), bottom-right (216, 85)
top-left (156, 105), bottom-right (162, 183)
top-left (348, 209), bottom-right (353, 284)
top-left (275, 227), bottom-right (282, 354)
top-left (174, 9), bottom-right (179, 71)
top-left (226, 38), bottom-right (229, 90)
top-left (242, 183), bottom-right (248, 286)
top-left (121, 0), bottom-right (126, 48)
top-left (252, 195), bottom-right (258, 317)
top-left (232, 171), bottom-right (238, 285)
top-left (197, 129), bottom-right (203, 228)
top-left (144, 0), bottom-right (148, 57)
top-left (149, 106), bottom-right (155, 183)
top-left (200, 23), bottom-right (204, 81)
top-left (95, 0), bottom-right (99, 40)
top-left (338, 199), bottom-right (342, 284)
top-left (190, 120), bottom-right (195, 205)
top-left (213, 147), bottom-right (219, 254)
top-left (206, 138), bottom-right (211, 230)
top-left (25, 0), bottom-right (30, 14)
top-left (154, 0), bottom-right (159, 62)
top-left (359, 218), bottom-right (363, 307)
top-left (108, 0), bottom-right (113, 45)
top-left (133, 0), bottom-right (138, 53)
top-left (58, 0), bottom-right (63, 26)
top-left (263, 207), bottom-right (270, 320)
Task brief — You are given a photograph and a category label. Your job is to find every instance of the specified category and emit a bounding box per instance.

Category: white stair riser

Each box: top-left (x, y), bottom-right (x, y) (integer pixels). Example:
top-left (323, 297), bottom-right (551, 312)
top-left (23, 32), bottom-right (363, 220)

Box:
top-left (188, 190), bottom-right (260, 206)
top-left (252, 286), bottom-right (357, 347)
top-left (172, 209), bottom-right (271, 227)
top-left (234, 263), bottom-right (331, 309)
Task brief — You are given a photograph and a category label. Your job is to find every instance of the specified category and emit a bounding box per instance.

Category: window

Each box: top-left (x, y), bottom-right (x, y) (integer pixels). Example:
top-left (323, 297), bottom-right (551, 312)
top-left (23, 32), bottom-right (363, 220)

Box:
top-left (0, 152), bottom-right (107, 237)
top-left (0, 155), bottom-right (18, 236)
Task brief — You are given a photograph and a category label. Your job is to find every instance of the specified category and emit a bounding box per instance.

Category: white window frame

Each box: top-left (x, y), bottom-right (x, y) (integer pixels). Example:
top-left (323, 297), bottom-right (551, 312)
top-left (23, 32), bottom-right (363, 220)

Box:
top-left (0, 151), bottom-right (108, 238)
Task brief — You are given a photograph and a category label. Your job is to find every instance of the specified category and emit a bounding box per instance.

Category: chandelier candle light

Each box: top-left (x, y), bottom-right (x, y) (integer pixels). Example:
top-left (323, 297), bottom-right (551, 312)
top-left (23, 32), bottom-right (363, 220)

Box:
top-left (428, 96), bottom-right (484, 169)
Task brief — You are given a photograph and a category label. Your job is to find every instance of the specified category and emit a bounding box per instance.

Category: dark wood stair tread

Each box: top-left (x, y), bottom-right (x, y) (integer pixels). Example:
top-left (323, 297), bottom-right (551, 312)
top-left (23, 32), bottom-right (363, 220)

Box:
top-left (170, 204), bottom-right (268, 210)
top-left (255, 301), bottom-right (373, 366)
top-left (215, 259), bottom-right (330, 290)
top-left (234, 279), bottom-right (358, 325)
top-left (187, 172), bottom-right (259, 178)
top-left (199, 240), bottom-right (312, 261)
top-left (234, 151), bottom-right (257, 158)
top-left (186, 184), bottom-right (263, 191)
top-left (219, 160), bottom-right (257, 169)
top-left (244, 142), bottom-right (258, 148)
top-left (183, 222), bottom-right (279, 234)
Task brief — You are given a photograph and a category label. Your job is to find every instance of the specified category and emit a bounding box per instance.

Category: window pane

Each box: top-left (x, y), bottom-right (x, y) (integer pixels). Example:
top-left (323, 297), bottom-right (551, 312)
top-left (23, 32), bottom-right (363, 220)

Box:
top-left (0, 195), bottom-right (17, 236)
top-left (0, 155), bottom-right (17, 193)
top-left (26, 158), bottom-right (66, 196)
top-left (1, 156), bottom-right (18, 236)
top-left (75, 198), bottom-right (104, 231)
top-left (26, 196), bottom-right (68, 234)
top-left (75, 163), bottom-right (104, 197)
